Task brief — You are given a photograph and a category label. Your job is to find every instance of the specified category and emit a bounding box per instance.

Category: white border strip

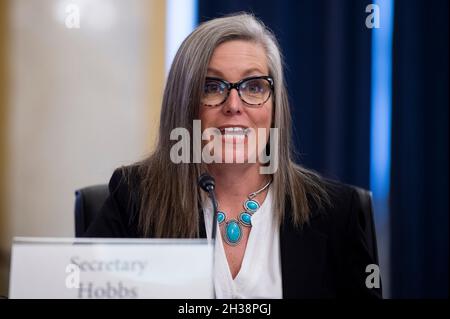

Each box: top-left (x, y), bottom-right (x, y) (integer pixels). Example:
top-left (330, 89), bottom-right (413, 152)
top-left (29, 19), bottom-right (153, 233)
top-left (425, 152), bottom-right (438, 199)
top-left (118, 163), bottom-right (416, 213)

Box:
top-left (165, 0), bottom-right (198, 74)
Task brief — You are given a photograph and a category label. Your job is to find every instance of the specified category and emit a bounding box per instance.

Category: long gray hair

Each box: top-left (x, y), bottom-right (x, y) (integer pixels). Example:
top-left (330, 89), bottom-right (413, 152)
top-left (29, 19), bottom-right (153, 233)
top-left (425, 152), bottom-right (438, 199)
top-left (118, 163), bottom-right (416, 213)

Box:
top-left (131, 12), bottom-right (329, 237)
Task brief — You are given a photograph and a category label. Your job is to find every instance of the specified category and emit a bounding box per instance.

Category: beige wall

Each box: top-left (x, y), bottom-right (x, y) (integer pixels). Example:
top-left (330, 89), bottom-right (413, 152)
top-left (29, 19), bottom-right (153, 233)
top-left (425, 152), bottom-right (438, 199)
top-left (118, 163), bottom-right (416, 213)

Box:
top-left (0, 0), bottom-right (165, 297)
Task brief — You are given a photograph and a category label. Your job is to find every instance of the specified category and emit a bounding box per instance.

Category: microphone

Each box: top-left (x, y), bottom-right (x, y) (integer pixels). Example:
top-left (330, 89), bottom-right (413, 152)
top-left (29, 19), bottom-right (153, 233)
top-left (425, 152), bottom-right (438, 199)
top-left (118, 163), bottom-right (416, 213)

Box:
top-left (197, 173), bottom-right (219, 243)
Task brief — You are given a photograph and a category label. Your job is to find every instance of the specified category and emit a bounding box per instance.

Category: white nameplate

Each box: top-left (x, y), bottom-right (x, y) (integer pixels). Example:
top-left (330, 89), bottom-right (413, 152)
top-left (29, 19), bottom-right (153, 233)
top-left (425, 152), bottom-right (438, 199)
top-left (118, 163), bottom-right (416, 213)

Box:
top-left (9, 237), bottom-right (214, 299)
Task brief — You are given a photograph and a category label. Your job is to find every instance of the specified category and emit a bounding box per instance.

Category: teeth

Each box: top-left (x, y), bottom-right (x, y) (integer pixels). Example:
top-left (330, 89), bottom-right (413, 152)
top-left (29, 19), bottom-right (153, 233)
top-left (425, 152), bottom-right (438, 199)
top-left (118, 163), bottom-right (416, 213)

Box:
top-left (224, 134), bottom-right (245, 138)
top-left (223, 134), bottom-right (245, 142)
top-left (222, 127), bottom-right (249, 135)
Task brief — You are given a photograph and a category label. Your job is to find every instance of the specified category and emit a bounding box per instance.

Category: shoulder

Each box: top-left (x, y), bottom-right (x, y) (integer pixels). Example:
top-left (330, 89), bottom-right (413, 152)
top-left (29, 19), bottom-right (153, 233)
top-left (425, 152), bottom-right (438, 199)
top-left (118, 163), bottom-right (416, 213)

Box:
top-left (310, 178), bottom-right (373, 256)
top-left (108, 164), bottom-right (147, 205)
top-left (108, 165), bottom-right (141, 194)
top-left (303, 177), bottom-right (373, 259)
top-left (83, 164), bottom-right (143, 238)
top-left (292, 167), bottom-right (359, 225)
top-left (108, 164), bottom-right (143, 219)
top-left (313, 178), bottom-right (363, 227)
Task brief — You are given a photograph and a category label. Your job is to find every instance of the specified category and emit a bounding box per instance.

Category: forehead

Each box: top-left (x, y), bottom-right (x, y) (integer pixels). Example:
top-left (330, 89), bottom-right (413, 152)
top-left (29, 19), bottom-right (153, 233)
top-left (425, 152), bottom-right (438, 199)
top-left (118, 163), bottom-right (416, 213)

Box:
top-left (207, 40), bottom-right (268, 79)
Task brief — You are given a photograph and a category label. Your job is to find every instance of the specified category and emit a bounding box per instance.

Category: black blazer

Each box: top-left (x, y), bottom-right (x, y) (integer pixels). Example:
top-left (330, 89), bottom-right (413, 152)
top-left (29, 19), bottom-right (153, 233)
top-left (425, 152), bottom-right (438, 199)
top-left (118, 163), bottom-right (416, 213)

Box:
top-left (84, 168), bottom-right (382, 299)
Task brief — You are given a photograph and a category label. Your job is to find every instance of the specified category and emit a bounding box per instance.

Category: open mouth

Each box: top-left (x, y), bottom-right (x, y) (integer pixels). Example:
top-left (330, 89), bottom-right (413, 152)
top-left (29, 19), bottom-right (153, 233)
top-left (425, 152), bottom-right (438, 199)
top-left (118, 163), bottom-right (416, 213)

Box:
top-left (218, 127), bottom-right (250, 138)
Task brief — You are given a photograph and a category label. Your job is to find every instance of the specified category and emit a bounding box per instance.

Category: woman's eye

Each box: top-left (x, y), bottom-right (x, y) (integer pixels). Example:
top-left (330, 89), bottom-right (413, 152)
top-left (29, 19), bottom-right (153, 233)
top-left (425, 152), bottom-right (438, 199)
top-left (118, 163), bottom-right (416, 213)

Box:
top-left (249, 84), bottom-right (262, 92)
top-left (244, 80), bottom-right (264, 94)
top-left (204, 82), bottom-right (224, 94)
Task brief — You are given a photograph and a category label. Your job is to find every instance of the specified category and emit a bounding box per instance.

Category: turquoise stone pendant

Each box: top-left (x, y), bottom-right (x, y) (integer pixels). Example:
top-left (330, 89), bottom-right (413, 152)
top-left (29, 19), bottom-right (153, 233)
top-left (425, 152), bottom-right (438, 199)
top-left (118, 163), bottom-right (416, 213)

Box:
top-left (217, 211), bottom-right (225, 224)
top-left (239, 212), bottom-right (252, 227)
top-left (216, 178), bottom-right (271, 247)
top-left (244, 199), bottom-right (260, 213)
top-left (225, 220), bottom-right (242, 245)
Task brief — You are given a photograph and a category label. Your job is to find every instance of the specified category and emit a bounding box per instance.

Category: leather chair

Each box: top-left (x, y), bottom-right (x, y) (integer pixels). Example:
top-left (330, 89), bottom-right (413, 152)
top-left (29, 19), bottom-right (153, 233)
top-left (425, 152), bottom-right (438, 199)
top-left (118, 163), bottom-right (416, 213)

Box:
top-left (74, 184), bottom-right (109, 237)
top-left (74, 184), bottom-right (380, 262)
top-left (353, 187), bottom-right (380, 263)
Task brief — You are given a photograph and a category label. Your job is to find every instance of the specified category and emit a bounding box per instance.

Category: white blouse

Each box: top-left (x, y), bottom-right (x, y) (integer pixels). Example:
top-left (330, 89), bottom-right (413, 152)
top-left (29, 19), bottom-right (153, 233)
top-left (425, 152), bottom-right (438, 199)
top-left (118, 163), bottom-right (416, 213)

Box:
top-left (202, 186), bottom-right (283, 299)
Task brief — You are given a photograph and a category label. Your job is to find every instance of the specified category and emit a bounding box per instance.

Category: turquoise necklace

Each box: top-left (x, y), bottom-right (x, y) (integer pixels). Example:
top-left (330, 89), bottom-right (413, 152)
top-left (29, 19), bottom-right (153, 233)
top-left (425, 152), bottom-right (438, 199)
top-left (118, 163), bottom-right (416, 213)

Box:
top-left (217, 178), bottom-right (272, 246)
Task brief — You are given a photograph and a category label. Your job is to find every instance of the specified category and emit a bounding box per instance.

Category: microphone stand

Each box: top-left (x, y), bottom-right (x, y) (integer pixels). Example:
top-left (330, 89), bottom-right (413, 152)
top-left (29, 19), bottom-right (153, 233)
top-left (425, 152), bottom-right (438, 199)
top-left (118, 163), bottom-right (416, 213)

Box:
top-left (197, 173), bottom-right (219, 243)
top-left (209, 190), bottom-right (219, 243)
top-left (197, 173), bottom-right (219, 299)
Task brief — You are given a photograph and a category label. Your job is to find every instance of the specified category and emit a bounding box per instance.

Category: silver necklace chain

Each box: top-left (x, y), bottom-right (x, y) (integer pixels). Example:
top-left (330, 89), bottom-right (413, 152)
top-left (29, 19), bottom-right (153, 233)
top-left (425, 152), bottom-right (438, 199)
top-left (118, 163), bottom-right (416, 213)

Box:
top-left (217, 177), bottom-right (273, 207)
top-left (247, 177), bottom-right (273, 199)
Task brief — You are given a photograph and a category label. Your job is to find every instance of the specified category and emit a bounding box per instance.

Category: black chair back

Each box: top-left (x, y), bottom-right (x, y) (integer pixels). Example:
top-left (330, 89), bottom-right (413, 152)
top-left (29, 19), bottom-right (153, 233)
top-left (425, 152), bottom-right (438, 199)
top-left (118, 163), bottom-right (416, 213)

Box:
top-left (354, 187), bottom-right (380, 263)
top-left (74, 184), bottom-right (109, 237)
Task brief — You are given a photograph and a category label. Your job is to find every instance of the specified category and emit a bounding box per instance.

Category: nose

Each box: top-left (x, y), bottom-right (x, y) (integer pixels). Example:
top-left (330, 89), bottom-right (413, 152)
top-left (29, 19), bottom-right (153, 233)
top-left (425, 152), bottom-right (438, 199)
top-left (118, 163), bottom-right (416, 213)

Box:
top-left (222, 88), bottom-right (243, 115)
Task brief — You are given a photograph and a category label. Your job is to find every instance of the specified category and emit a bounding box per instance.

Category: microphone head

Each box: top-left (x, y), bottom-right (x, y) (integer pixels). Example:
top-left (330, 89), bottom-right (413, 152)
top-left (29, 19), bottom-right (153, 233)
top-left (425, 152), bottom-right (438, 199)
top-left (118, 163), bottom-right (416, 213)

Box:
top-left (198, 173), bottom-right (215, 192)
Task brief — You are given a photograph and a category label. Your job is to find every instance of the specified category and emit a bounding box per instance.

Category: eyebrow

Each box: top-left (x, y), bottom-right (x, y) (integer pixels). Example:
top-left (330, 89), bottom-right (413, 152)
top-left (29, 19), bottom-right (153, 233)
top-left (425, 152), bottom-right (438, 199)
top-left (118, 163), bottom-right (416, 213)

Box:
top-left (206, 67), bottom-right (267, 78)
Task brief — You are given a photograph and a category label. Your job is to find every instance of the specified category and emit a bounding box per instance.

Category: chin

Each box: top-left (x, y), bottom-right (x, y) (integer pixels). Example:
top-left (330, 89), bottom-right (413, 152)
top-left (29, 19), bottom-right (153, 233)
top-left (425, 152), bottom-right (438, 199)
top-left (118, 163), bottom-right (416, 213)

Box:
top-left (221, 148), bottom-right (258, 164)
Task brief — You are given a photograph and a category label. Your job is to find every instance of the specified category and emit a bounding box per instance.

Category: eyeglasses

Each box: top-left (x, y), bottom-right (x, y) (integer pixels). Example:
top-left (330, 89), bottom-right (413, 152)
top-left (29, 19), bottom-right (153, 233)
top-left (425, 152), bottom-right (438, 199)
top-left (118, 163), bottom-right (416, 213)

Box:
top-left (202, 76), bottom-right (274, 107)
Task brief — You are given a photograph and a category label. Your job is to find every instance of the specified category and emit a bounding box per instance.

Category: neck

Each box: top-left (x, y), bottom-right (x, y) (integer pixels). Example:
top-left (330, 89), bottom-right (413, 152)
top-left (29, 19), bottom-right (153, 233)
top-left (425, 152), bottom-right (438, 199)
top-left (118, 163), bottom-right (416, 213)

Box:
top-left (207, 164), bottom-right (269, 199)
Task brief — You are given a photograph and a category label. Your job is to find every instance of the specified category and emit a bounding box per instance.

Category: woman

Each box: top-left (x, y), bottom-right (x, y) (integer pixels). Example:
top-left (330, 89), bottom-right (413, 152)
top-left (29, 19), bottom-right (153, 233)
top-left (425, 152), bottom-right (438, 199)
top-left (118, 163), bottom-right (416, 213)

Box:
top-left (85, 13), bottom-right (381, 299)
